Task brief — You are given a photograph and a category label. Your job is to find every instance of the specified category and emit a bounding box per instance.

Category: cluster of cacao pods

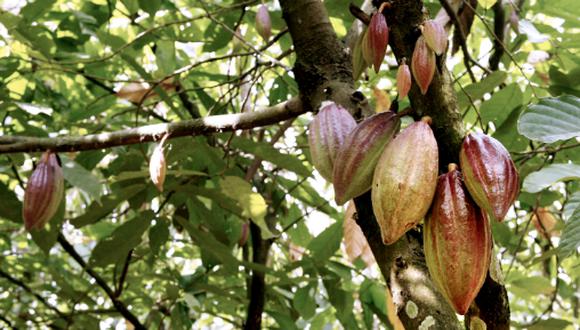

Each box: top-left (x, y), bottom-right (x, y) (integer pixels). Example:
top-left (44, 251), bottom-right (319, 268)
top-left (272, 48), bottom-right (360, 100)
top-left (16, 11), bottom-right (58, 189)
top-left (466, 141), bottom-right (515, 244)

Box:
top-left (352, 3), bottom-right (390, 78)
top-left (22, 151), bottom-right (64, 231)
top-left (308, 103), bottom-right (519, 314)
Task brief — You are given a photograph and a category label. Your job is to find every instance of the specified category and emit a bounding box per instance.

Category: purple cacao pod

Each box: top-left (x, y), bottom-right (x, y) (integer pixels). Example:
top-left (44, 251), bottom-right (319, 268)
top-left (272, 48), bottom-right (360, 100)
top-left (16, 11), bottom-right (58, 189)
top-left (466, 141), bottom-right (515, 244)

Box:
top-left (459, 132), bottom-right (520, 221)
top-left (255, 5), bottom-right (272, 41)
top-left (333, 111), bottom-right (400, 205)
top-left (308, 103), bottom-right (356, 181)
top-left (23, 152), bottom-right (65, 231)
top-left (424, 164), bottom-right (492, 315)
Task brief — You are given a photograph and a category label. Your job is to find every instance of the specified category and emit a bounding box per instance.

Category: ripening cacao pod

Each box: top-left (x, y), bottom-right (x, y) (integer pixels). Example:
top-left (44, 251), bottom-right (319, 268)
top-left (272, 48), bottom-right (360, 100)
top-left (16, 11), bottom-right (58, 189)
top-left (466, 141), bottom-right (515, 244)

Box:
top-left (364, 9), bottom-right (389, 73)
top-left (23, 152), bottom-right (65, 231)
top-left (255, 5), bottom-right (271, 41)
top-left (308, 103), bottom-right (357, 181)
top-left (333, 111), bottom-right (400, 205)
top-left (460, 132), bottom-right (519, 221)
top-left (372, 117), bottom-right (438, 244)
top-left (411, 35), bottom-right (436, 95)
top-left (422, 19), bottom-right (448, 56)
top-left (424, 164), bottom-right (492, 315)
top-left (149, 136), bottom-right (167, 192)
top-left (396, 60), bottom-right (411, 100)
top-left (531, 207), bottom-right (560, 239)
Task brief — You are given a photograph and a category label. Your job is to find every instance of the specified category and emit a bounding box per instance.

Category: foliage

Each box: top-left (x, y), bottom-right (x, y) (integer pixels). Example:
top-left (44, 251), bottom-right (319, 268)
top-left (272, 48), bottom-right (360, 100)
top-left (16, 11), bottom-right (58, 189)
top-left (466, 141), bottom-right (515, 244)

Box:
top-left (0, 0), bottom-right (578, 329)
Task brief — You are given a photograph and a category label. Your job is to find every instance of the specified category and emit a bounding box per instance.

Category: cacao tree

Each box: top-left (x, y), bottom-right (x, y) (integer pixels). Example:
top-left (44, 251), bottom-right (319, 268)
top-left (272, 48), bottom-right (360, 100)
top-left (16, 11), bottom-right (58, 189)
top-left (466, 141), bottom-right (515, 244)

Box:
top-left (0, 0), bottom-right (578, 329)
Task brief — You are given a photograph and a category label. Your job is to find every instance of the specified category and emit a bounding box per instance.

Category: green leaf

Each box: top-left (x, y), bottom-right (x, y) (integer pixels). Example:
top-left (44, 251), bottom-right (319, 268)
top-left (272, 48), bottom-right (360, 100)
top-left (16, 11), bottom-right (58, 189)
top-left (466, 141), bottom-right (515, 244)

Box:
top-left (230, 138), bottom-right (311, 177)
top-left (518, 95), bottom-right (580, 143)
top-left (219, 176), bottom-right (276, 238)
top-left (477, 0), bottom-right (497, 10)
top-left (61, 155), bottom-right (102, 201)
top-left (0, 57), bottom-right (20, 79)
top-left (307, 221), bottom-right (342, 261)
top-left (558, 206), bottom-right (580, 259)
top-left (523, 164), bottom-right (580, 193)
top-left (0, 182), bottom-right (22, 223)
top-left (293, 284), bottom-right (317, 320)
top-left (138, 0), bottom-right (161, 16)
top-left (71, 184), bottom-right (145, 227)
top-left (156, 39), bottom-right (176, 76)
top-left (457, 70), bottom-right (507, 109)
top-left (149, 219), bottom-right (169, 256)
top-left (510, 276), bottom-right (554, 295)
top-left (89, 211), bottom-right (153, 267)
top-left (481, 84), bottom-right (523, 127)
top-left (528, 318), bottom-right (572, 330)
top-left (563, 190), bottom-right (580, 219)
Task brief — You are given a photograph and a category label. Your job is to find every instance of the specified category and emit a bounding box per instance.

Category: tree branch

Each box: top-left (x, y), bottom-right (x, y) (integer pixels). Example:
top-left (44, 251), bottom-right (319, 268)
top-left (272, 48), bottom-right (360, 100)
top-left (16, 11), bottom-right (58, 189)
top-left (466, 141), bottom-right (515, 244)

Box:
top-left (489, 1), bottom-right (506, 71)
top-left (0, 98), bottom-right (303, 154)
top-left (57, 234), bottom-right (146, 330)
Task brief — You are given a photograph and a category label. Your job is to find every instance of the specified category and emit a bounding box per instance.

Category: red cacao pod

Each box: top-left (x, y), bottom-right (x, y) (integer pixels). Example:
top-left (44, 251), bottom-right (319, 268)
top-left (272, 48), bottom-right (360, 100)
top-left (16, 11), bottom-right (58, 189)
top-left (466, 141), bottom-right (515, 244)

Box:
top-left (365, 10), bottom-right (389, 73)
top-left (23, 152), bottom-right (64, 231)
top-left (424, 164), bottom-right (492, 315)
top-left (411, 35), bottom-right (436, 95)
top-left (255, 5), bottom-right (271, 41)
top-left (371, 117), bottom-right (438, 245)
top-left (149, 136), bottom-right (167, 192)
top-left (396, 60), bottom-right (411, 100)
top-left (333, 111), bottom-right (400, 205)
top-left (308, 103), bottom-right (357, 181)
top-left (459, 132), bottom-right (519, 221)
top-left (422, 19), bottom-right (448, 56)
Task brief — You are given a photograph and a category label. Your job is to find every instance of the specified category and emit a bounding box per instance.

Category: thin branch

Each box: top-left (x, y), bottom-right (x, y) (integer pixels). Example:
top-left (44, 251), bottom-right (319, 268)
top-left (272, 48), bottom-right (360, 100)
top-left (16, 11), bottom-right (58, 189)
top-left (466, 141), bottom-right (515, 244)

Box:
top-left (57, 234), bottom-right (146, 330)
top-left (0, 97), bottom-right (304, 154)
top-left (115, 250), bottom-right (133, 297)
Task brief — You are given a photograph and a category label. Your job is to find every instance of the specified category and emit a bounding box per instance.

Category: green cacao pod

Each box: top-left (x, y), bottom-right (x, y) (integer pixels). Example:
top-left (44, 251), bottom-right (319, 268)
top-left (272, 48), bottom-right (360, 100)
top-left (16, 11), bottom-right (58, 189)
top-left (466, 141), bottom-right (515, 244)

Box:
top-left (424, 164), bottom-right (492, 315)
top-left (23, 152), bottom-right (65, 231)
top-left (333, 111), bottom-right (400, 205)
top-left (308, 103), bottom-right (357, 181)
top-left (371, 117), bottom-right (438, 244)
top-left (459, 132), bottom-right (519, 221)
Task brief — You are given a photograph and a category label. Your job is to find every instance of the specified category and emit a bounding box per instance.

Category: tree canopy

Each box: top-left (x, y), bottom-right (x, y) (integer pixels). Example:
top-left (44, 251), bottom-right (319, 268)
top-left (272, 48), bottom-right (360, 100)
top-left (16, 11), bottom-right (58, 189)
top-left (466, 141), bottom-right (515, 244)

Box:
top-left (0, 0), bottom-right (578, 329)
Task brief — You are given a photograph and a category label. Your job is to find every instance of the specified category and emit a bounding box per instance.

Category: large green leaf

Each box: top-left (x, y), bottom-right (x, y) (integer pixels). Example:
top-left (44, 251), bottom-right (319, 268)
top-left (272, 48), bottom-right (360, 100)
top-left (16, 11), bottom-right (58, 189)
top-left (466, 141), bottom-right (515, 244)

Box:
top-left (293, 284), bottom-right (317, 320)
top-left (0, 182), bottom-right (22, 223)
top-left (61, 155), bottom-right (102, 201)
top-left (307, 221), bottom-right (342, 262)
top-left (89, 211), bottom-right (153, 267)
top-left (522, 164), bottom-right (580, 193)
top-left (457, 70), bottom-right (507, 109)
top-left (219, 176), bottom-right (276, 239)
top-left (558, 206), bottom-right (580, 259)
top-left (230, 138), bottom-right (311, 177)
top-left (518, 95), bottom-right (580, 143)
top-left (481, 84), bottom-right (523, 127)
top-left (71, 184), bottom-right (145, 227)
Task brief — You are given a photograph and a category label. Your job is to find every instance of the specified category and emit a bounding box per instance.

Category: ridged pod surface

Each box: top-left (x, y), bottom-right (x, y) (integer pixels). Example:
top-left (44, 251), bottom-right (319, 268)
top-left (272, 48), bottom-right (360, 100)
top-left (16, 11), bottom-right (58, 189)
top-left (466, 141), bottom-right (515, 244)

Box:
top-left (365, 9), bottom-right (389, 73)
top-left (396, 61), bottom-right (411, 99)
top-left (424, 164), bottom-right (492, 315)
top-left (333, 111), bottom-right (400, 205)
top-left (255, 5), bottom-right (271, 41)
top-left (422, 19), bottom-right (448, 55)
top-left (411, 35), bottom-right (436, 95)
top-left (23, 152), bottom-right (64, 230)
top-left (371, 117), bottom-right (438, 244)
top-left (308, 103), bottom-right (357, 181)
top-left (460, 132), bottom-right (519, 221)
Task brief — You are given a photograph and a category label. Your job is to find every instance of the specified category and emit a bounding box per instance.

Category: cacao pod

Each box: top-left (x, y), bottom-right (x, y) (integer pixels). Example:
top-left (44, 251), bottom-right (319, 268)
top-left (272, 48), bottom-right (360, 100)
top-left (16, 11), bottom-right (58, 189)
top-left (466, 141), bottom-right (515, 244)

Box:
top-left (352, 27), bottom-right (370, 80)
top-left (255, 5), bottom-right (271, 41)
top-left (372, 117), bottom-right (438, 244)
top-left (308, 103), bottom-right (357, 181)
top-left (333, 111), bottom-right (400, 205)
top-left (149, 136), bottom-right (167, 192)
top-left (23, 152), bottom-right (65, 231)
top-left (424, 164), bottom-right (492, 315)
top-left (411, 35), bottom-right (436, 95)
top-left (365, 9), bottom-right (389, 73)
top-left (532, 207), bottom-right (560, 239)
top-left (396, 60), bottom-right (411, 100)
top-left (459, 132), bottom-right (519, 221)
top-left (422, 19), bottom-right (448, 56)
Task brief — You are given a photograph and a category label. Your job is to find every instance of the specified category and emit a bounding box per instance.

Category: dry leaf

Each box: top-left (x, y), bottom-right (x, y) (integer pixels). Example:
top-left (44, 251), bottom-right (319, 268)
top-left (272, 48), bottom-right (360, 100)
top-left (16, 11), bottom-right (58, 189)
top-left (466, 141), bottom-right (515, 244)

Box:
top-left (532, 207), bottom-right (560, 239)
top-left (372, 87), bottom-right (391, 113)
top-left (343, 201), bottom-right (375, 267)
